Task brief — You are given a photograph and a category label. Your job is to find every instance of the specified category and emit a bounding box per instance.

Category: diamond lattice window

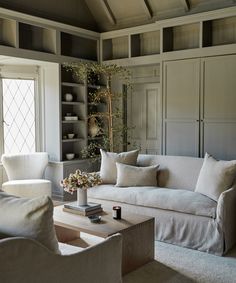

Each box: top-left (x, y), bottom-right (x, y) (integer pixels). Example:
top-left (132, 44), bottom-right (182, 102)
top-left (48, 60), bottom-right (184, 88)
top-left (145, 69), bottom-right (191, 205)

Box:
top-left (2, 79), bottom-right (36, 154)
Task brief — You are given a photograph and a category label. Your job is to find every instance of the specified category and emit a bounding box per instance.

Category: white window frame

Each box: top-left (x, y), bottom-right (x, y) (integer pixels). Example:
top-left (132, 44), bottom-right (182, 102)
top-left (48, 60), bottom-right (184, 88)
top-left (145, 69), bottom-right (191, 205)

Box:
top-left (0, 65), bottom-right (44, 156)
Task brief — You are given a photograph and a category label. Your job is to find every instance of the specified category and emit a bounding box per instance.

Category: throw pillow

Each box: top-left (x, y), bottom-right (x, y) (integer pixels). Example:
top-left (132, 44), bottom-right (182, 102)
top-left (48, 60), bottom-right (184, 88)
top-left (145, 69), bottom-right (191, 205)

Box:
top-left (195, 153), bottom-right (236, 201)
top-left (0, 192), bottom-right (60, 254)
top-left (116, 162), bottom-right (159, 187)
top-left (100, 149), bottom-right (139, 184)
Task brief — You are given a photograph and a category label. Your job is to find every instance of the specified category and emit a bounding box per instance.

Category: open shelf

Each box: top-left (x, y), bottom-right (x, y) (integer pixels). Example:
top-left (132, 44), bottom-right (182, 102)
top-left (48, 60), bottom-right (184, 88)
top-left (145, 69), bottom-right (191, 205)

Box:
top-left (163, 23), bottom-right (200, 52)
top-left (62, 84), bottom-right (86, 103)
top-left (103, 36), bottom-right (129, 60)
top-left (0, 17), bottom-right (17, 47)
top-left (61, 32), bottom-right (97, 60)
top-left (19, 23), bottom-right (56, 53)
top-left (131, 30), bottom-right (160, 57)
top-left (203, 16), bottom-right (236, 47)
top-left (62, 138), bottom-right (84, 143)
top-left (62, 140), bottom-right (86, 161)
top-left (62, 120), bottom-right (85, 123)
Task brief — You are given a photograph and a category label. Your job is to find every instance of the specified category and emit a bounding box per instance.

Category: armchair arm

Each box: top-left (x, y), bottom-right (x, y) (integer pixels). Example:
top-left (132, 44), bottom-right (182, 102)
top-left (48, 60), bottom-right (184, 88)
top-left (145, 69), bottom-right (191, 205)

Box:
top-left (217, 186), bottom-right (236, 252)
top-left (0, 234), bottom-right (122, 283)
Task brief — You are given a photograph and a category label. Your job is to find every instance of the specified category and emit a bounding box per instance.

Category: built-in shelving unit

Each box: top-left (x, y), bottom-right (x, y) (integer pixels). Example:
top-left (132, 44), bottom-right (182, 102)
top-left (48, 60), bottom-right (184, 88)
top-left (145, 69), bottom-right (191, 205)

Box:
top-left (163, 23), bottom-right (200, 52)
top-left (60, 66), bottom-right (88, 161)
top-left (61, 32), bottom-right (97, 60)
top-left (101, 7), bottom-right (236, 64)
top-left (203, 16), bottom-right (236, 47)
top-left (131, 30), bottom-right (160, 57)
top-left (19, 23), bottom-right (56, 53)
top-left (0, 17), bottom-right (17, 47)
top-left (103, 36), bottom-right (129, 60)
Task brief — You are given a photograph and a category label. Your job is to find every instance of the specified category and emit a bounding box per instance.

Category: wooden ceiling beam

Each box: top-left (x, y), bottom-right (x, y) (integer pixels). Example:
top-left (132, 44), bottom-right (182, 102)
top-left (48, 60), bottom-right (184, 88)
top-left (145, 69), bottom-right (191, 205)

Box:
top-left (100, 0), bottom-right (116, 25)
top-left (180, 0), bottom-right (191, 11)
top-left (140, 0), bottom-right (153, 19)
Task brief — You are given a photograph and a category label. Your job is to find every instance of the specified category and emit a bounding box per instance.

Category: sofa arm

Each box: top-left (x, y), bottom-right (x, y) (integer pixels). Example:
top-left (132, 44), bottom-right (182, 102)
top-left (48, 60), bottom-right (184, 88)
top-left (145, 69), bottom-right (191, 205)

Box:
top-left (217, 186), bottom-right (236, 252)
top-left (0, 234), bottom-right (122, 283)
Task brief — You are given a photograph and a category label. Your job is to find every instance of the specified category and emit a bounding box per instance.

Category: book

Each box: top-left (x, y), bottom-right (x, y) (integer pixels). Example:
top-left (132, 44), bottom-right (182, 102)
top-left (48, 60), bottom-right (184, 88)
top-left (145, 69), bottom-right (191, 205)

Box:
top-left (63, 207), bottom-right (103, 216)
top-left (64, 202), bottom-right (101, 212)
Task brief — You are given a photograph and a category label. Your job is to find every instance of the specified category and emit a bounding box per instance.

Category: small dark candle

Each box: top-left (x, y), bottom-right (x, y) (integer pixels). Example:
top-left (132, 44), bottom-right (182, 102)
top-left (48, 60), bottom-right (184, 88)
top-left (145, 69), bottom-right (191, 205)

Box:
top-left (113, 206), bottom-right (121, 220)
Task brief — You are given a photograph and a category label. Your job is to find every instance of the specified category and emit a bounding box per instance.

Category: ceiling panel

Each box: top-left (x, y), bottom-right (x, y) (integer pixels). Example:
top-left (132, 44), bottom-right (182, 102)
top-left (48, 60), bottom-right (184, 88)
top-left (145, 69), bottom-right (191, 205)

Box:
top-left (84, 0), bottom-right (236, 32)
top-left (107, 0), bottom-right (146, 19)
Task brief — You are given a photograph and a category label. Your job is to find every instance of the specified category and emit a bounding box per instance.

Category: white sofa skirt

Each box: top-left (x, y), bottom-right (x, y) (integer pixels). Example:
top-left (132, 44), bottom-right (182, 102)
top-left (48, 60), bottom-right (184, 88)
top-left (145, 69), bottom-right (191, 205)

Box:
top-left (88, 197), bottom-right (224, 255)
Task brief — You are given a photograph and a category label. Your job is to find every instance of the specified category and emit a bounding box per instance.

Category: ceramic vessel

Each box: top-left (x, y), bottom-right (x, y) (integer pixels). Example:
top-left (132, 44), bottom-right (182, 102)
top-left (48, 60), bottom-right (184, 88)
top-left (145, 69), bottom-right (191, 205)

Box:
top-left (66, 153), bottom-right (75, 160)
top-left (88, 117), bottom-right (101, 138)
top-left (64, 93), bottom-right (73, 102)
top-left (77, 189), bottom-right (87, 206)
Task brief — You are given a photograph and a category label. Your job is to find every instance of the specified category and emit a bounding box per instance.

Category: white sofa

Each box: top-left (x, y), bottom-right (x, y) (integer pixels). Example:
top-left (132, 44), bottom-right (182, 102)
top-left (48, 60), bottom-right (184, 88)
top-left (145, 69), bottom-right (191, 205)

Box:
top-left (88, 154), bottom-right (236, 255)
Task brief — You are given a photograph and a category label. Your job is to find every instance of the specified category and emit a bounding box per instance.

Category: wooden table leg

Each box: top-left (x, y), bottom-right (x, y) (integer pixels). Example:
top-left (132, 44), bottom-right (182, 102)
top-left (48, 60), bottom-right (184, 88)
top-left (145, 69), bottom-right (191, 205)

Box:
top-left (121, 218), bottom-right (155, 275)
top-left (55, 225), bottom-right (81, 243)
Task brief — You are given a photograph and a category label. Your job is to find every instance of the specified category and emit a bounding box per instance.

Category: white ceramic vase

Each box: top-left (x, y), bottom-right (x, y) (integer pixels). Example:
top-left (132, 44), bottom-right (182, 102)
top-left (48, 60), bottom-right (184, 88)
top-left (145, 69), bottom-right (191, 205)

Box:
top-left (64, 93), bottom-right (73, 102)
top-left (77, 189), bottom-right (87, 206)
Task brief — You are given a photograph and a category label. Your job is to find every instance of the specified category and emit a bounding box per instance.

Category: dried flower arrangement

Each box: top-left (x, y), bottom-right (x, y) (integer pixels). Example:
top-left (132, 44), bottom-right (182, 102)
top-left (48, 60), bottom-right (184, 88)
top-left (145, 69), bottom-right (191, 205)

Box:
top-left (61, 169), bottom-right (102, 194)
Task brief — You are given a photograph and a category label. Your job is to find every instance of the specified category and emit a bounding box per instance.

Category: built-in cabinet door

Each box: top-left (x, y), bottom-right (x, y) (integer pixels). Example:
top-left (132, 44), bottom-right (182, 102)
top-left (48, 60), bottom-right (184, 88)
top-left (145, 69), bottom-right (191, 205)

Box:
top-left (201, 54), bottom-right (236, 160)
top-left (127, 83), bottom-right (161, 154)
top-left (163, 59), bottom-right (200, 157)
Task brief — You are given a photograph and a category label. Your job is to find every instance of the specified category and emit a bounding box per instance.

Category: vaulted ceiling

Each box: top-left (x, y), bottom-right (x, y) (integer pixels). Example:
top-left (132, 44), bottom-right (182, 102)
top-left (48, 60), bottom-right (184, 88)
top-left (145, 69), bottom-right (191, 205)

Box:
top-left (0, 0), bottom-right (235, 32)
top-left (85, 0), bottom-right (236, 31)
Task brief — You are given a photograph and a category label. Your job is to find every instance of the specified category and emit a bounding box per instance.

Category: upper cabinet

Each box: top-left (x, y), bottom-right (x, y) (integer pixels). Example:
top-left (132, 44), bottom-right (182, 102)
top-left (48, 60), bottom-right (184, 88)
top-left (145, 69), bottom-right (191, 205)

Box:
top-left (163, 23), bottom-right (200, 52)
top-left (202, 16), bottom-right (236, 47)
top-left (61, 32), bottom-right (98, 60)
top-left (101, 7), bottom-right (236, 63)
top-left (0, 8), bottom-right (100, 62)
top-left (19, 23), bottom-right (56, 54)
top-left (0, 17), bottom-right (17, 47)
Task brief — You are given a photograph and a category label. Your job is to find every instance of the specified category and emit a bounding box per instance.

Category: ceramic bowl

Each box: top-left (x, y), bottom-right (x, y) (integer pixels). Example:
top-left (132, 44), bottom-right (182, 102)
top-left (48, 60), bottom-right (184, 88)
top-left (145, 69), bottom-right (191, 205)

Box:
top-left (88, 215), bottom-right (102, 223)
top-left (66, 153), bottom-right (75, 160)
top-left (67, 133), bottom-right (75, 139)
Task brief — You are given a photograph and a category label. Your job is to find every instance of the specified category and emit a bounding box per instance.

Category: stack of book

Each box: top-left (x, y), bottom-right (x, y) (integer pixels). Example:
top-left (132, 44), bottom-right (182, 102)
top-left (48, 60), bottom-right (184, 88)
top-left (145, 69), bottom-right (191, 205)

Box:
top-left (63, 202), bottom-right (102, 216)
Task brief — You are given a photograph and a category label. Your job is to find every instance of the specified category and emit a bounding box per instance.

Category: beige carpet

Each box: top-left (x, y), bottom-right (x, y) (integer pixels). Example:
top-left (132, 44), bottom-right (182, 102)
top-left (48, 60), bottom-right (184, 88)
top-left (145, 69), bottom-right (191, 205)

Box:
top-left (123, 241), bottom-right (236, 283)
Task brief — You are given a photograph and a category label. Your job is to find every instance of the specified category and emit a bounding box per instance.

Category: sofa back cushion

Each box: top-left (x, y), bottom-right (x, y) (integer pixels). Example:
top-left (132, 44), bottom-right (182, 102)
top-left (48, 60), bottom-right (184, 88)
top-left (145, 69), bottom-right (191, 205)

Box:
top-left (100, 149), bottom-right (139, 184)
top-left (137, 154), bottom-right (203, 191)
top-left (195, 153), bottom-right (236, 201)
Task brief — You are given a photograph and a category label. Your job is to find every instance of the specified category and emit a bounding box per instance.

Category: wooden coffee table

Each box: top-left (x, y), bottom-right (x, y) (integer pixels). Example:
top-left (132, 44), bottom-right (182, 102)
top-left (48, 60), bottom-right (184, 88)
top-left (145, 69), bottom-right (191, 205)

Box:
top-left (53, 205), bottom-right (154, 275)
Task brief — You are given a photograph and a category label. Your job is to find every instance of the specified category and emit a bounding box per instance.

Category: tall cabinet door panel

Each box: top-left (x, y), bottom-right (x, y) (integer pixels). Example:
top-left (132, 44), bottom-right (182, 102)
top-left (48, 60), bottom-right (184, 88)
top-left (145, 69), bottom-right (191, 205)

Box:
top-left (127, 83), bottom-right (161, 154)
top-left (164, 59), bottom-right (200, 157)
top-left (202, 55), bottom-right (236, 160)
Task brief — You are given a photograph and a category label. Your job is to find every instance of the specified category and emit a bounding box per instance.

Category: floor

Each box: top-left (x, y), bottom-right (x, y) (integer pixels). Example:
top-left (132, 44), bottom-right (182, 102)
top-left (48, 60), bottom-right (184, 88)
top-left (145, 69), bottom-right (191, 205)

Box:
top-left (123, 241), bottom-right (236, 283)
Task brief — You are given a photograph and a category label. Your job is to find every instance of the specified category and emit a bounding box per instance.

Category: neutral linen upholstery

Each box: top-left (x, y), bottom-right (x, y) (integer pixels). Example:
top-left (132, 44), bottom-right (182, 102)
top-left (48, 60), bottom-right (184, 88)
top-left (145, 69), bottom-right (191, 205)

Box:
top-left (137, 154), bottom-right (203, 191)
top-left (88, 154), bottom-right (236, 255)
top-left (0, 234), bottom-right (122, 283)
top-left (88, 185), bottom-right (216, 218)
top-left (195, 153), bottom-right (236, 201)
top-left (100, 149), bottom-right (139, 184)
top-left (1, 152), bottom-right (51, 198)
top-left (116, 163), bottom-right (159, 187)
top-left (88, 197), bottom-right (224, 255)
top-left (0, 192), bottom-right (60, 254)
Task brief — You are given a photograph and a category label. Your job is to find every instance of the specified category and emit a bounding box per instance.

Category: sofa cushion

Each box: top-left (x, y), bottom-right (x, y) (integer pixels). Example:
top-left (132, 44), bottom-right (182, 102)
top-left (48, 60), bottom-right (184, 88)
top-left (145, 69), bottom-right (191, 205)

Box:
top-left (88, 185), bottom-right (217, 218)
top-left (116, 163), bottom-right (159, 187)
top-left (195, 153), bottom-right (236, 201)
top-left (0, 192), bottom-right (60, 254)
top-left (137, 154), bottom-right (204, 191)
top-left (100, 149), bottom-right (139, 184)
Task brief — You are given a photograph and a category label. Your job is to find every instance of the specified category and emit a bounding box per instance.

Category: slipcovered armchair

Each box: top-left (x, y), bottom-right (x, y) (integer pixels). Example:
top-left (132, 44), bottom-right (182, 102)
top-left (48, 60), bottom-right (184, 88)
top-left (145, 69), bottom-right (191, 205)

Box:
top-left (1, 152), bottom-right (51, 198)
